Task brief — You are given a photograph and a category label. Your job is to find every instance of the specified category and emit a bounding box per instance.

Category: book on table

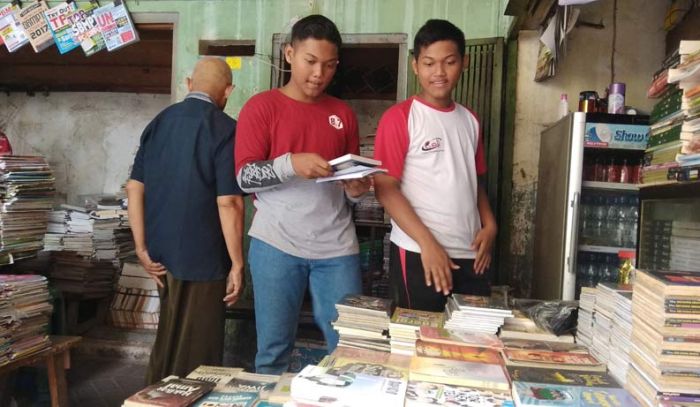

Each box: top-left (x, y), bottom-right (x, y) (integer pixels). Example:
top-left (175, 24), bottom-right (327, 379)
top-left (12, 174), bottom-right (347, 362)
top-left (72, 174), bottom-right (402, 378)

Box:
top-left (123, 376), bottom-right (214, 407)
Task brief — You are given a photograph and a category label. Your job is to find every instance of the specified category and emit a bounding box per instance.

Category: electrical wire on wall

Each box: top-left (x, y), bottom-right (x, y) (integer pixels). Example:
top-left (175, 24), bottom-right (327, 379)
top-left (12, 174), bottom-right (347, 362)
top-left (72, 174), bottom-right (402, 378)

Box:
top-left (610, 0), bottom-right (617, 84)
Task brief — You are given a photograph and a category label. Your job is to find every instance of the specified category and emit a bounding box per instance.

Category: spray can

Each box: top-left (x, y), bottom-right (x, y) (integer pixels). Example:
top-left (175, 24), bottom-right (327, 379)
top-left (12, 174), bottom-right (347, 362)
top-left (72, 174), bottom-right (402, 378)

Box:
top-left (608, 82), bottom-right (626, 114)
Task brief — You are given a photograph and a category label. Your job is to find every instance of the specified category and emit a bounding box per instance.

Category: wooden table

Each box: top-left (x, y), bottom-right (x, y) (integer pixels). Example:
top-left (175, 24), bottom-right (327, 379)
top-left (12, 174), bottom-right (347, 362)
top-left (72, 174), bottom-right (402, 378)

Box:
top-left (0, 335), bottom-right (81, 407)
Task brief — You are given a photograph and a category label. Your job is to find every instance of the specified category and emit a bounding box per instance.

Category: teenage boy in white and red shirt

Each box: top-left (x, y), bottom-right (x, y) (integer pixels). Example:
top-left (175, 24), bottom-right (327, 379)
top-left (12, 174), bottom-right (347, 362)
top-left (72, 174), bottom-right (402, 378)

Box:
top-left (234, 15), bottom-right (370, 375)
top-left (373, 19), bottom-right (498, 312)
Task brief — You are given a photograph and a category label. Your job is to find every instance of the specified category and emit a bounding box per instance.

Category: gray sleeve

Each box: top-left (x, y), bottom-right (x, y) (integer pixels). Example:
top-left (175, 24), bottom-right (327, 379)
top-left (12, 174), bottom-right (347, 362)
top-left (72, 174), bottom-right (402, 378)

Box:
top-left (236, 152), bottom-right (296, 193)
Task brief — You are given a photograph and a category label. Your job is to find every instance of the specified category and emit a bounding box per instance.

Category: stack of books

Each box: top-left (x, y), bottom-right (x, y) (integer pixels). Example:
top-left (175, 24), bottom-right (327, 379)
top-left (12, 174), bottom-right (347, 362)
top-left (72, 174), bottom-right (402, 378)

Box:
top-left (444, 294), bottom-right (513, 334)
top-left (49, 251), bottom-right (117, 297)
top-left (0, 155), bottom-right (55, 265)
top-left (60, 207), bottom-right (95, 256)
top-left (109, 261), bottom-right (160, 330)
top-left (92, 209), bottom-right (133, 262)
top-left (332, 294), bottom-right (393, 352)
top-left (0, 274), bottom-right (53, 366)
top-left (640, 220), bottom-right (672, 270)
top-left (575, 286), bottom-right (596, 347)
top-left (591, 283), bottom-right (633, 366)
top-left (667, 40), bottom-right (700, 172)
top-left (669, 221), bottom-right (700, 272)
top-left (43, 210), bottom-right (68, 251)
top-left (500, 308), bottom-right (575, 343)
top-left (628, 269), bottom-right (700, 406)
top-left (608, 287), bottom-right (634, 385)
top-left (418, 326), bottom-right (503, 350)
top-left (389, 307), bottom-right (444, 355)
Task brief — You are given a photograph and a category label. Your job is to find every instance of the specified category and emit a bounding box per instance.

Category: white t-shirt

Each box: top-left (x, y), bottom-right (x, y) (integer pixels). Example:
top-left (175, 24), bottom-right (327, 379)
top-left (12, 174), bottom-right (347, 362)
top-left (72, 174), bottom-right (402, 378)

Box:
top-left (373, 96), bottom-right (487, 259)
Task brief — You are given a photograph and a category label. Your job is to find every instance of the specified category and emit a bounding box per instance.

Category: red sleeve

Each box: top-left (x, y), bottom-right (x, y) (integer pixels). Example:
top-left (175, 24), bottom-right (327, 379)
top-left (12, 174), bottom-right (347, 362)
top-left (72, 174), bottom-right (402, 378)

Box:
top-left (467, 107), bottom-right (487, 176)
top-left (373, 102), bottom-right (410, 180)
top-left (234, 94), bottom-right (271, 174)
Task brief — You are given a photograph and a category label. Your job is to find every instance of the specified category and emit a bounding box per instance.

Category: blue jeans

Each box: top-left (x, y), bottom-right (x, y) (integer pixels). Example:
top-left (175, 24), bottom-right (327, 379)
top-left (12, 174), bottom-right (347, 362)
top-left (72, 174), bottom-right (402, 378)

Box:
top-left (249, 238), bottom-right (361, 374)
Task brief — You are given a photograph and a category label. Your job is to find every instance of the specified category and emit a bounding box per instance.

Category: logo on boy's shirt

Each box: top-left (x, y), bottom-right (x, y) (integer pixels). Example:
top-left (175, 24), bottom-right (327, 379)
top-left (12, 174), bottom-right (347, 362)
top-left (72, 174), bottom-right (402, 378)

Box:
top-left (421, 138), bottom-right (443, 152)
top-left (328, 115), bottom-right (344, 130)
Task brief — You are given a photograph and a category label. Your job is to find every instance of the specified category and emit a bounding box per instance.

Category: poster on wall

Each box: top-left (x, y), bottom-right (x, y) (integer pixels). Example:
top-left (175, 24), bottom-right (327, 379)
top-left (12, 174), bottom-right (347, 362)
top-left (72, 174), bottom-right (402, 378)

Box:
top-left (71, 0), bottom-right (106, 56)
top-left (94, 1), bottom-right (139, 52)
top-left (44, 0), bottom-right (79, 54)
top-left (16, 0), bottom-right (54, 53)
top-left (0, 3), bottom-right (30, 52)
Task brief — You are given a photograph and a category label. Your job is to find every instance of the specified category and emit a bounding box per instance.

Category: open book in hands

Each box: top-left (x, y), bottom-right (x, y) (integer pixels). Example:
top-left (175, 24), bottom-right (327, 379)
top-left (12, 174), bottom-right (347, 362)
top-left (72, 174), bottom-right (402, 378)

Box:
top-left (316, 154), bottom-right (387, 183)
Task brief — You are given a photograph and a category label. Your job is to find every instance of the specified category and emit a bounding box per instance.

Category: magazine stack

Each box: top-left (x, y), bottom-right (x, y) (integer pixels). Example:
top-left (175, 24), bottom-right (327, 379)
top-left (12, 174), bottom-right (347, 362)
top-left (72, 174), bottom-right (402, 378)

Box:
top-left (389, 307), bottom-right (444, 355)
top-left (109, 261), bottom-right (160, 330)
top-left (332, 294), bottom-right (393, 352)
top-left (591, 283), bottom-right (633, 366)
top-left (444, 294), bottom-right (513, 334)
top-left (608, 286), bottom-right (634, 385)
top-left (575, 286), bottom-right (596, 347)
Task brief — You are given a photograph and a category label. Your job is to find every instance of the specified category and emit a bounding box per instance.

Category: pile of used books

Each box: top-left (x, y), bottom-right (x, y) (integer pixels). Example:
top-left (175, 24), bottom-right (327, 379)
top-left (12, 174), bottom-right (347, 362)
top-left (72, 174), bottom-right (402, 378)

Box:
top-left (49, 251), bottom-right (117, 297)
top-left (444, 293), bottom-right (513, 334)
top-left (0, 274), bottom-right (53, 366)
top-left (0, 155), bottom-right (55, 265)
top-left (109, 260), bottom-right (159, 330)
top-left (389, 307), bottom-right (444, 355)
top-left (576, 286), bottom-right (597, 347)
top-left (332, 294), bottom-right (393, 352)
top-left (628, 269), bottom-right (700, 406)
top-left (590, 283), bottom-right (633, 367)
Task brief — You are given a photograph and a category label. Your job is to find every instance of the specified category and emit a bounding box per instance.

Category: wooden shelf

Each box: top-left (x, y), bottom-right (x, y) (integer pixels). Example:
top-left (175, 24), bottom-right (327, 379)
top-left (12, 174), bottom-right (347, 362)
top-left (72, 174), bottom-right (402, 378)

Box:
top-left (639, 181), bottom-right (700, 200)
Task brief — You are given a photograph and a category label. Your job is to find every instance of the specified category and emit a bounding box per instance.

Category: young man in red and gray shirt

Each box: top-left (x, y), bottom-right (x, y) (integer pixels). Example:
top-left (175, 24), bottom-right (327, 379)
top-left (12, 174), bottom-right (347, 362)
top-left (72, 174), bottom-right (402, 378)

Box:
top-left (373, 19), bottom-right (498, 312)
top-left (234, 15), bottom-right (370, 375)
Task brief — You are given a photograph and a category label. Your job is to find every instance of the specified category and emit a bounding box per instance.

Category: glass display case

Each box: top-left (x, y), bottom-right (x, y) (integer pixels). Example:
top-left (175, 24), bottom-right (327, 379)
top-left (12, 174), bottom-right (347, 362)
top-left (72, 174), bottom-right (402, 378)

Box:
top-left (638, 182), bottom-right (700, 272)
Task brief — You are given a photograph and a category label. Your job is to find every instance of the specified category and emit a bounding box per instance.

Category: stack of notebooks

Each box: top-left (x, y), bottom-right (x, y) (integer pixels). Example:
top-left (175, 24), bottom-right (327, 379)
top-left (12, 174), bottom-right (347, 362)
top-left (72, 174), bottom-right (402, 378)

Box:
top-left (591, 283), bottom-right (633, 366)
top-left (0, 156), bottom-right (55, 265)
top-left (444, 294), bottom-right (513, 334)
top-left (575, 286), bottom-right (596, 347)
top-left (0, 274), bottom-right (53, 366)
top-left (332, 294), bottom-right (393, 352)
top-left (389, 307), bottom-right (444, 355)
top-left (628, 269), bottom-right (700, 407)
top-left (109, 261), bottom-right (160, 330)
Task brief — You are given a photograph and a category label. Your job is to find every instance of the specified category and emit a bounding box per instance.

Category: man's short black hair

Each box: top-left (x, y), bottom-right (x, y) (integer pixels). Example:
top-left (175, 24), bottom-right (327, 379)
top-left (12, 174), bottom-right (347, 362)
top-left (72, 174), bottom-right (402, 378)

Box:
top-left (413, 19), bottom-right (466, 59)
top-left (291, 14), bottom-right (342, 49)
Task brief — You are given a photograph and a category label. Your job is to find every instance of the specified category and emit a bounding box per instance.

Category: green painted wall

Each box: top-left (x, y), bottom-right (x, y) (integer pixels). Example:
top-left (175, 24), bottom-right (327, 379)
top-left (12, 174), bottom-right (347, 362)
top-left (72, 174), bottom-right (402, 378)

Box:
top-left (12, 0), bottom-right (511, 117)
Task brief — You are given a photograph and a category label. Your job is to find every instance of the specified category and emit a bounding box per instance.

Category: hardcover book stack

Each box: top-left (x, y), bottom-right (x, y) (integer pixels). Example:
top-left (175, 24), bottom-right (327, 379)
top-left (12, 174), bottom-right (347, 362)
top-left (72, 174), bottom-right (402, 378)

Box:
top-left (389, 307), bottom-right (444, 355)
top-left (444, 294), bottom-right (513, 334)
top-left (332, 294), bottom-right (393, 352)
top-left (109, 261), bottom-right (160, 330)
top-left (627, 269), bottom-right (700, 406)
top-left (0, 156), bottom-right (55, 265)
top-left (0, 274), bottom-right (53, 366)
top-left (575, 286), bottom-right (596, 347)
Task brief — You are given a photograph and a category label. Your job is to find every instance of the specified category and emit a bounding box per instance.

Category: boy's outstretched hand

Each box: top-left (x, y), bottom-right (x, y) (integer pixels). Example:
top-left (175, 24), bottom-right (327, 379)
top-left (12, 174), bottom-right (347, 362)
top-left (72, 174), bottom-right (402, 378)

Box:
top-left (291, 153), bottom-right (332, 179)
top-left (420, 240), bottom-right (459, 295)
top-left (471, 223), bottom-right (497, 274)
top-left (341, 177), bottom-right (371, 198)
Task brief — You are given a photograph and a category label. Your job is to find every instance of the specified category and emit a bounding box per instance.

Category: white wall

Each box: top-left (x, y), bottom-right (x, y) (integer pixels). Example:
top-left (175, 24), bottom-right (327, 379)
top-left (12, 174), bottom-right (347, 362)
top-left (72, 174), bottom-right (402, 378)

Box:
top-left (506, 0), bottom-right (667, 296)
top-left (0, 93), bottom-right (170, 204)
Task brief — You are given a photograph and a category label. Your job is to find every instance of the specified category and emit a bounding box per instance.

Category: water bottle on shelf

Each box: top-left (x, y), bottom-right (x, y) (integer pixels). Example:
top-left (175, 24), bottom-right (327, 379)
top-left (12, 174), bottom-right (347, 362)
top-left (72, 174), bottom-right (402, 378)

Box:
top-left (579, 195), bottom-right (591, 244)
top-left (629, 196), bottom-right (640, 247)
top-left (604, 196), bottom-right (620, 247)
top-left (617, 196), bottom-right (629, 248)
top-left (593, 195), bottom-right (606, 245)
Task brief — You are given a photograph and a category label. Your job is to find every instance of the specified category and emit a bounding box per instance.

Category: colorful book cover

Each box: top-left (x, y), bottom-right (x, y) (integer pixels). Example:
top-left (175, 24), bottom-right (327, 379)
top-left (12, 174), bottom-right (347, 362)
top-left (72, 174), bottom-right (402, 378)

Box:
top-left (506, 367), bottom-right (619, 388)
top-left (647, 270), bottom-right (700, 286)
top-left (414, 340), bottom-right (503, 365)
top-left (291, 365), bottom-right (407, 407)
top-left (512, 382), bottom-right (641, 406)
top-left (504, 349), bottom-right (602, 367)
top-left (222, 372), bottom-right (279, 399)
top-left (405, 380), bottom-right (513, 407)
top-left (390, 307), bottom-right (444, 327)
top-left (16, 0), bottom-right (53, 52)
top-left (0, 3), bottom-right (29, 52)
top-left (43, 1), bottom-right (78, 54)
top-left (93, 0), bottom-right (139, 51)
top-left (324, 347), bottom-right (411, 379)
top-left (336, 294), bottom-right (394, 316)
top-left (185, 365), bottom-right (243, 391)
top-left (451, 294), bottom-right (509, 311)
top-left (123, 376), bottom-right (214, 407)
top-left (419, 326), bottom-right (503, 349)
top-left (409, 356), bottom-right (510, 391)
top-left (70, 0), bottom-right (105, 56)
top-left (192, 391), bottom-right (258, 407)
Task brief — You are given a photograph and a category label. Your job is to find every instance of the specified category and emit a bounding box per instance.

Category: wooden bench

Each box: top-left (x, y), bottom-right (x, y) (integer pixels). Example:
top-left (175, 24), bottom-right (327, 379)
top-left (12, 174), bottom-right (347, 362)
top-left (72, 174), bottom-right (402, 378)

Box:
top-left (0, 335), bottom-right (81, 407)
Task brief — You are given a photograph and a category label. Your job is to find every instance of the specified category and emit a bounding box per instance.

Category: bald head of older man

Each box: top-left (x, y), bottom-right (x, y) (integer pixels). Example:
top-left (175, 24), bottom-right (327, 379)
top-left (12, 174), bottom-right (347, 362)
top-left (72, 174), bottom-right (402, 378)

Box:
top-left (186, 57), bottom-right (234, 110)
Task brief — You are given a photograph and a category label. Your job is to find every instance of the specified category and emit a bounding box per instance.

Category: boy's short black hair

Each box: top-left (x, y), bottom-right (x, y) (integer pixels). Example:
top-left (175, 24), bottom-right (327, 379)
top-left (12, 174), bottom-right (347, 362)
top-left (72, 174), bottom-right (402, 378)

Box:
top-left (413, 19), bottom-right (466, 59)
top-left (291, 14), bottom-right (342, 49)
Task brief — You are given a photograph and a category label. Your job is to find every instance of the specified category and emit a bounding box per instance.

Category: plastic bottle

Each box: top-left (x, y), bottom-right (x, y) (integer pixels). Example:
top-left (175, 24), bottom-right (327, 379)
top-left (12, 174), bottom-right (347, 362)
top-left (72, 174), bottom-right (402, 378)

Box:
top-left (619, 159), bottom-right (630, 183)
top-left (629, 196), bottom-right (639, 247)
top-left (559, 94), bottom-right (569, 119)
top-left (617, 196), bottom-right (628, 248)
top-left (605, 196), bottom-right (620, 247)
top-left (579, 194), bottom-right (591, 245)
top-left (608, 83), bottom-right (626, 114)
top-left (593, 195), bottom-right (606, 245)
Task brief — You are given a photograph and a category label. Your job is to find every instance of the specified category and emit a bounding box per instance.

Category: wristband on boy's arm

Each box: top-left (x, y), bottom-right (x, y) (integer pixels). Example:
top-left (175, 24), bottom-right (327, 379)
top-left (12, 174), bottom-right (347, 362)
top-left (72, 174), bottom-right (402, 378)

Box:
top-left (236, 152), bottom-right (296, 193)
